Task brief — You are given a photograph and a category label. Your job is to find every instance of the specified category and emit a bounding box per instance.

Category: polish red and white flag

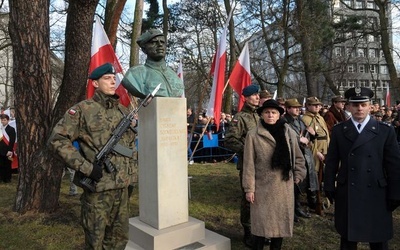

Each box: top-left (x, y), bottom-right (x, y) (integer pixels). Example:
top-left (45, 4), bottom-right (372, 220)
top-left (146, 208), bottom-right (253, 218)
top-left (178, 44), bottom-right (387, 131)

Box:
top-left (206, 10), bottom-right (233, 130)
top-left (86, 16), bottom-right (131, 106)
top-left (228, 42), bottom-right (251, 111)
top-left (177, 59), bottom-right (185, 97)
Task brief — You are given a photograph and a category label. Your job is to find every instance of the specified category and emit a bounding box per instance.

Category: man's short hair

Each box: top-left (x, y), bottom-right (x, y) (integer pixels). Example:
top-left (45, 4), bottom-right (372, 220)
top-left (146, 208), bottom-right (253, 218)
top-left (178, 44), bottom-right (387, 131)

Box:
top-left (0, 114), bottom-right (10, 120)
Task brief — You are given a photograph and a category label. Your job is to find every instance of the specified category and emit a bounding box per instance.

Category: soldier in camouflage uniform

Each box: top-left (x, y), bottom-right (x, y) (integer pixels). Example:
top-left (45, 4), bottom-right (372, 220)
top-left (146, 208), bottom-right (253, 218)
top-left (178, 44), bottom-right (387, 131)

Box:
top-left (48, 63), bottom-right (137, 250)
top-left (225, 84), bottom-right (260, 247)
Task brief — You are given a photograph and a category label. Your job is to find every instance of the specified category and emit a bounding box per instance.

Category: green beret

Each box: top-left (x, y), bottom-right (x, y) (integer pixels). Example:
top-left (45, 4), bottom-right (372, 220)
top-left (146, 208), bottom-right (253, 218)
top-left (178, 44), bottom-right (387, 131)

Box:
top-left (137, 29), bottom-right (164, 47)
top-left (89, 63), bottom-right (115, 80)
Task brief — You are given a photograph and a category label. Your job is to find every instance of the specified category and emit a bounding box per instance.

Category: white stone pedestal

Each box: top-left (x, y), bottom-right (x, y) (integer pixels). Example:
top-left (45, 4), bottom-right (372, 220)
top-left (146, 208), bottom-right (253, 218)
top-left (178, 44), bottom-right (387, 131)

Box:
top-left (126, 98), bottom-right (230, 250)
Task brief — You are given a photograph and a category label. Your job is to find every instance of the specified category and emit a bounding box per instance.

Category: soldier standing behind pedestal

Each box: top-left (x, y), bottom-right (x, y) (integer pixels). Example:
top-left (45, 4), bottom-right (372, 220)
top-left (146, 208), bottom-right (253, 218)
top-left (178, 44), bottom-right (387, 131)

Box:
top-left (224, 84), bottom-right (260, 247)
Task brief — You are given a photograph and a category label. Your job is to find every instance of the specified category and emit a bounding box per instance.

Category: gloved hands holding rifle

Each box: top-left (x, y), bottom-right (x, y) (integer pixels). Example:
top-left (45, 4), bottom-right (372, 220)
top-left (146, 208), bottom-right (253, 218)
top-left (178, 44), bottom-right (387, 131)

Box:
top-left (88, 162), bottom-right (103, 182)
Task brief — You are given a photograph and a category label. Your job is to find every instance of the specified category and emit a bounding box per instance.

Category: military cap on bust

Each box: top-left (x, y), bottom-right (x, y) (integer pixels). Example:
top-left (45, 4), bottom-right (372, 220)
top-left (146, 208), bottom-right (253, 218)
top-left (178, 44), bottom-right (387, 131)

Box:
top-left (285, 98), bottom-right (302, 108)
top-left (344, 86), bottom-right (374, 103)
top-left (331, 95), bottom-right (346, 103)
top-left (136, 29), bottom-right (164, 47)
top-left (259, 90), bottom-right (272, 99)
top-left (88, 63), bottom-right (115, 80)
top-left (242, 84), bottom-right (259, 97)
top-left (306, 96), bottom-right (322, 105)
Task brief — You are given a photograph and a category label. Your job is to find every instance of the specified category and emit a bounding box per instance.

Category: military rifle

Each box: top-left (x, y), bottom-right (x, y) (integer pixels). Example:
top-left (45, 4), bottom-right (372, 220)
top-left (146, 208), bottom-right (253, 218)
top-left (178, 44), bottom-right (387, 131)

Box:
top-left (80, 83), bottom-right (161, 192)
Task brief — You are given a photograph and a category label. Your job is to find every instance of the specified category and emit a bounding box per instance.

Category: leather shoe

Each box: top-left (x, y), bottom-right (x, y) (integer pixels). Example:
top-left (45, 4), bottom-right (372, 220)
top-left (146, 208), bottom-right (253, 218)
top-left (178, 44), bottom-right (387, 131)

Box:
top-left (296, 208), bottom-right (311, 218)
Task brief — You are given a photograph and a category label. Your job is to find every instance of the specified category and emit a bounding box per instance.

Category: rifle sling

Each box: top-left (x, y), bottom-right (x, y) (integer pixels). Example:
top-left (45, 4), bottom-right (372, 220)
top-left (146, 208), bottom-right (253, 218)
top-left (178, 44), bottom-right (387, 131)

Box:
top-left (112, 143), bottom-right (134, 158)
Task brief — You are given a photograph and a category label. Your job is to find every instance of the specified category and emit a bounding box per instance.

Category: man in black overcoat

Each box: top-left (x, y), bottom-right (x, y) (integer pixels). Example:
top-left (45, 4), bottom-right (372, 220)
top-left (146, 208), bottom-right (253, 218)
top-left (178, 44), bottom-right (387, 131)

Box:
top-left (324, 86), bottom-right (400, 250)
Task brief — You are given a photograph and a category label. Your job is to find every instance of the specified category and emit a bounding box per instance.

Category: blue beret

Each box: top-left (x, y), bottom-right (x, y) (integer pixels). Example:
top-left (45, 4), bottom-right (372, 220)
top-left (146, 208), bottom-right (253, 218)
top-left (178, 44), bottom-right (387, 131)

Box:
top-left (344, 87), bottom-right (374, 103)
top-left (136, 29), bottom-right (164, 47)
top-left (242, 84), bottom-right (260, 97)
top-left (89, 63), bottom-right (115, 80)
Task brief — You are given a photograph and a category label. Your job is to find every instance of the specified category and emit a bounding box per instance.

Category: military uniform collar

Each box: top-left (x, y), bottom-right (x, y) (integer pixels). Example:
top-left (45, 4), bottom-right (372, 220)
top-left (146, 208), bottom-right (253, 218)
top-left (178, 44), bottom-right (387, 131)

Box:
top-left (241, 102), bottom-right (258, 113)
top-left (145, 58), bottom-right (168, 71)
top-left (92, 90), bottom-right (120, 109)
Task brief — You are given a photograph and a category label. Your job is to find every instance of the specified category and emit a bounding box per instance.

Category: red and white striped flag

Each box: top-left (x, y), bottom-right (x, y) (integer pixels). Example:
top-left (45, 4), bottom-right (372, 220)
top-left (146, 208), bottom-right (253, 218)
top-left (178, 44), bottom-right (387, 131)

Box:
top-left (177, 59), bottom-right (185, 97)
top-left (386, 84), bottom-right (391, 107)
top-left (206, 10), bottom-right (233, 130)
top-left (228, 42), bottom-right (251, 111)
top-left (86, 16), bottom-right (131, 107)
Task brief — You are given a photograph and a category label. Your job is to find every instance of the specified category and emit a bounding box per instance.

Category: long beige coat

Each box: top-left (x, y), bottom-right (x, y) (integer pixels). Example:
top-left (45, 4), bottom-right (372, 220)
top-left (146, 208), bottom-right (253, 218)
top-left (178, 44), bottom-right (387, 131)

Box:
top-left (242, 121), bottom-right (306, 238)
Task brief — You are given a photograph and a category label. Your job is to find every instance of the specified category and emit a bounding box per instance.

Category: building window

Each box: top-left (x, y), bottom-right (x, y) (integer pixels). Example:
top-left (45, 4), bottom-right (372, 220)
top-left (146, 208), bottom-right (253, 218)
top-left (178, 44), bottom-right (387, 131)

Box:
top-left (359, 80), bottom-right (367, 87)
top-left (355, 0), bottom-right (363, 8)
top-left (380, 65), bottom-right (388, 74)
top-left (348, 64), bottom-right (355, 73)
top-left (369, 48), bottom-right (377, 58)
top-left (369, 65), bottom-right (377, 73)
top-left (346, 47), bottom-right (355, 57)
top-left (343, 0), bottom-right (352, 7)
top-left (348, 80), bottom-right (356, 87)
top-left (359, 64), bottom-right (365, 73)
top-left (368, 34), bottom-right (375, 42)
top-left (357, 48), bottom-right (365, 57)
top-left (367, 1), bottom-right (375, 8)
top-left (335, 47), bottom-right (343, 56)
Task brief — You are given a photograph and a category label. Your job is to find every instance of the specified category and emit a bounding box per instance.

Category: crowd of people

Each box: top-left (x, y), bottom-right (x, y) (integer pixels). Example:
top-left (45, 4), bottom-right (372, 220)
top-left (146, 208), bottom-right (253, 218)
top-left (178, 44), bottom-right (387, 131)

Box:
top-left (186, 84), bottom-right (400, 250)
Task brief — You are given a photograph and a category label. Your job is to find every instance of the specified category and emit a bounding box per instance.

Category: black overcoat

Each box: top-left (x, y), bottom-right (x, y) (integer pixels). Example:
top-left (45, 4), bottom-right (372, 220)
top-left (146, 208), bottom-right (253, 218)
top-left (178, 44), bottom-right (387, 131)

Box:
top-left (324, 118), bottom-right (400, 242)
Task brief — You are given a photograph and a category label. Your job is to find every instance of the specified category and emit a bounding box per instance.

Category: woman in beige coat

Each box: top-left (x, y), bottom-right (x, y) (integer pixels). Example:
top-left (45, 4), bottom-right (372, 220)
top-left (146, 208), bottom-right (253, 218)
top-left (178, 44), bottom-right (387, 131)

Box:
top-left (243, 99), bottom-right (306, 250)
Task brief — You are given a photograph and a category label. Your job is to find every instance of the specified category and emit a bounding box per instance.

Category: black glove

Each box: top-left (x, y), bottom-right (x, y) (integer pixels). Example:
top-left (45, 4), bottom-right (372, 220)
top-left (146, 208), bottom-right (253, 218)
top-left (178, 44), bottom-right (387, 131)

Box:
top-left (325, 191), bottom-right (335, 204)
top-left (388, 199), bottom-right (400, 212)
top-left (88, 163), bottom-right (103, 182)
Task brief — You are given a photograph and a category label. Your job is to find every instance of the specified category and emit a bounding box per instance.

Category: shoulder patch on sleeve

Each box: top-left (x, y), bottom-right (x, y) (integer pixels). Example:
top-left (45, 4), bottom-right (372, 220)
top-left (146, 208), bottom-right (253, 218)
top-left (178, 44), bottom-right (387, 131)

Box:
top-left (68, 109), bottom-right (77, 115)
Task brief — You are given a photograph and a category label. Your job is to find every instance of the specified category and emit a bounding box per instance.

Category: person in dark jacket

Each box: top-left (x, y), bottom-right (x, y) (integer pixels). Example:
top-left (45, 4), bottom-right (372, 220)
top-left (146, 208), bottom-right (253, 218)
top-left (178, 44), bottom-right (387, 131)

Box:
top-left (324, 95), bottom-right (347, 134)
top-left (282, 98), bottom-right (318, 221)
top-left (0, 114), bottom-right (16, 183)
top-left (324, 86), bottom-right (400, 250)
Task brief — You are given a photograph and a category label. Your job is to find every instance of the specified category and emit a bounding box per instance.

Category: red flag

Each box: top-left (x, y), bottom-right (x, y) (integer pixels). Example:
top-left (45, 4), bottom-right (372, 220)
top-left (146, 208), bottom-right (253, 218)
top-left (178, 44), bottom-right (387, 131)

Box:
top-left (87, 16), bottom-right (131, 107)
top-left (206, 10), bottom-right (232, 130)
top-left (177, 59), bottom-right (185, 97)
top-left (386, 84), bottom-right (391, 107)
top-left (228, 42), bottom-right (251, 111)
top-left (206, 29), bottom-right (227, 131)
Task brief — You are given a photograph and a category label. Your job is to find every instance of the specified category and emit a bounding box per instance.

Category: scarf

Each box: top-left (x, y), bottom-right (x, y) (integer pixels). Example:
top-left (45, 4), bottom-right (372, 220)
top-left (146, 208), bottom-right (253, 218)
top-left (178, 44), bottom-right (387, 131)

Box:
top-left (261, 119), bottom-right (292, 181)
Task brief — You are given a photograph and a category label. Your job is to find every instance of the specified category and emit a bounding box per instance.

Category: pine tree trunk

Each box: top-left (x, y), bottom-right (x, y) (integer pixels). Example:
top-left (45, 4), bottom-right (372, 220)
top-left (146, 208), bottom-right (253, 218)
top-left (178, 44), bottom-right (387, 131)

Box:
top-left (9, 0), bottom-right (99, 213)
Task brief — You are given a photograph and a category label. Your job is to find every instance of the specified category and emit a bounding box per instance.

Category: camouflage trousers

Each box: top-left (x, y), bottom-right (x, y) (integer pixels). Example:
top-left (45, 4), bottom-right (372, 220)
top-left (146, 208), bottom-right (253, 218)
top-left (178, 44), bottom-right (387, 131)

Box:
top-left (80, 187), bottom-right (129, 250)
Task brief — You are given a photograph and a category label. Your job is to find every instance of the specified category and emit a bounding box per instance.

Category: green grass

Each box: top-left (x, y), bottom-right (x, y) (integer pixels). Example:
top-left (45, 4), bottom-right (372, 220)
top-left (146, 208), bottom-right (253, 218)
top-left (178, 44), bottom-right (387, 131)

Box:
top-left (0, 163), bottom-right (399, 249)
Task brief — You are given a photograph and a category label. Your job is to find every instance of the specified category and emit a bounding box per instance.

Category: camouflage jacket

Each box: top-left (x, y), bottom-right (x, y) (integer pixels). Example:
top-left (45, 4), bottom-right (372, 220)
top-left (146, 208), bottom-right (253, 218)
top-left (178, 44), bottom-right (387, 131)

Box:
top-left (224, 102), bottom-right (259, 170)
top-left (48, 90), bottom-right (137, 192)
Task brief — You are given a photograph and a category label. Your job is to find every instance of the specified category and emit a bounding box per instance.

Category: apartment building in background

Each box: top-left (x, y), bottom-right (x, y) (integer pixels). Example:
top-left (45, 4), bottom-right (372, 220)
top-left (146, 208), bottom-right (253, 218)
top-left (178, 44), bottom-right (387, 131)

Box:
top-left (331, 0), bottom-right (392, 104)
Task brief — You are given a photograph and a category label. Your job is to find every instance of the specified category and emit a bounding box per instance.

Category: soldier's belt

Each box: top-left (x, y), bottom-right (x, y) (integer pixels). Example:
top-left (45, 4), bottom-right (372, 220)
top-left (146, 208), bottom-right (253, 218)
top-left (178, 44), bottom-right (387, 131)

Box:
top-left (113, 143), bottom-right (134, 158)
top-left (316, 136), bottom-right (327, 140)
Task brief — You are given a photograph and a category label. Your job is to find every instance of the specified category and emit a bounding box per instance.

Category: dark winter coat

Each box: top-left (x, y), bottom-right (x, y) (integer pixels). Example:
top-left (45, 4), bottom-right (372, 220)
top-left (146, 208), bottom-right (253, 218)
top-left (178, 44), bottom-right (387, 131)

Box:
top-left (324, 118), bottom-right (400, 242)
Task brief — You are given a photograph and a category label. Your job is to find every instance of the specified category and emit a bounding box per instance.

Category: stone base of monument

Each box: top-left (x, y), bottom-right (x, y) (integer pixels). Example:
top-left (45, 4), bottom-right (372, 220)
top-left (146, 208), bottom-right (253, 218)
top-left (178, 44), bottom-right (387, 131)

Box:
top-left (125, 217), bottom-right (231, 250)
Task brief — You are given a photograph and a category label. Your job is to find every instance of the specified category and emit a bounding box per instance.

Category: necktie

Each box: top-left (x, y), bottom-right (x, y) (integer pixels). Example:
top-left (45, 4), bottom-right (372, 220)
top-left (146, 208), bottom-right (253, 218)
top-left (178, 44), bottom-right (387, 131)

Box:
top-left (357, 123), bottom-right (361, 130)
